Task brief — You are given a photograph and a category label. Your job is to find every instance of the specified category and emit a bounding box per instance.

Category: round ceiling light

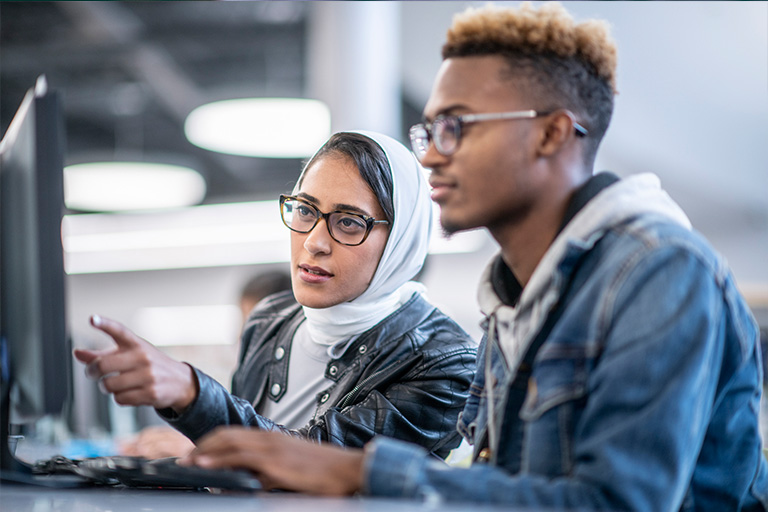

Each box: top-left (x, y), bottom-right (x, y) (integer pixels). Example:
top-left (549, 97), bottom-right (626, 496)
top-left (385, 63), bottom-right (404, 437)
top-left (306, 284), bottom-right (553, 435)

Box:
top-left (184, 98), bottom-right (331, 158)
top-left (64, 162), bottom-right (206, 212)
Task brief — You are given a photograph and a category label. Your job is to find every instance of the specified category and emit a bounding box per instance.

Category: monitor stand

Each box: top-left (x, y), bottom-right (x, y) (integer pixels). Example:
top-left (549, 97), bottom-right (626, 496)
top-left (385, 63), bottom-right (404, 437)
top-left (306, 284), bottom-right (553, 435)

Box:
top-left (1, 367), bottom-right (89, 488)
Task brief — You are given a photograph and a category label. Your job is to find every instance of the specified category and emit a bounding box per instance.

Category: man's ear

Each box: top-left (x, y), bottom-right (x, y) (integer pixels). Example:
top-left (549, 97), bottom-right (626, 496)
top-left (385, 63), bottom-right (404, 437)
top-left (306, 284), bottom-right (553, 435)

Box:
top-left (537, 111), bottom-right (578, 157)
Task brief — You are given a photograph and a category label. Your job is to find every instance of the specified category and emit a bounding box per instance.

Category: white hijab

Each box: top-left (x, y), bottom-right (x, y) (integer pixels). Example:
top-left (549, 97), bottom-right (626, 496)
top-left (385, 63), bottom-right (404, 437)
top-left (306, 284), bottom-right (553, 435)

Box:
top-left (298, 130), bottom-right (433, 348)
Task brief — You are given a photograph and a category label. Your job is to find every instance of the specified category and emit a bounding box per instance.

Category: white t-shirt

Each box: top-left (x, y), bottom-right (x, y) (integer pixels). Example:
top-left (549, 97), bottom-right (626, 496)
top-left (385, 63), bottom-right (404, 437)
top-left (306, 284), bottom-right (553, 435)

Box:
top-left (258, 323), bottom-right (335, 429)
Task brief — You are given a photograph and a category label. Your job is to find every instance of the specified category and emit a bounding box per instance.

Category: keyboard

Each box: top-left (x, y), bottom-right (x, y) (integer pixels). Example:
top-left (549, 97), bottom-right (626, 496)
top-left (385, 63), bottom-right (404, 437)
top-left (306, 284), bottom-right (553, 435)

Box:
top-left (32, 454), bottom-right (262, 492)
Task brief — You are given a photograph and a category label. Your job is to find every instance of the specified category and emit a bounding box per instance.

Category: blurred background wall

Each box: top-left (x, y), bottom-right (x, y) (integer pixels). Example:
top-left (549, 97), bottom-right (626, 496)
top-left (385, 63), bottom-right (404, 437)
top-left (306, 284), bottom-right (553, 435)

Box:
top-left (1, 1), bottom-right (766, 440)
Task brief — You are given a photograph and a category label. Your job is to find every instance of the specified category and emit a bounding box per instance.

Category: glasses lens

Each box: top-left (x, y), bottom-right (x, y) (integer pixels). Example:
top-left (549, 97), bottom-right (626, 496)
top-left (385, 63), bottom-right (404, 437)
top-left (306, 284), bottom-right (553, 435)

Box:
top-left (409, 124), bottom-right (429, 161)
top-left (282, 199), bottom-right (317, 233)
top-left (433, 117), bottom-right (459, 156)
top-left (328, 212), bottom-right (368, 245)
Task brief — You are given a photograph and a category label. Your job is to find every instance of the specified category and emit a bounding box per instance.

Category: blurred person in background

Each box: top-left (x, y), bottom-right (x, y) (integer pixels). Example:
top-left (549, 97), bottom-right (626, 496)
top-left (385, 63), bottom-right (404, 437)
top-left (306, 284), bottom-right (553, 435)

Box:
top-left (237, 271), bottom-right (293, 326)
top-left (75, 131), bottom-right (477, 460)
top-left (117, 270), bottom-right (292, 459)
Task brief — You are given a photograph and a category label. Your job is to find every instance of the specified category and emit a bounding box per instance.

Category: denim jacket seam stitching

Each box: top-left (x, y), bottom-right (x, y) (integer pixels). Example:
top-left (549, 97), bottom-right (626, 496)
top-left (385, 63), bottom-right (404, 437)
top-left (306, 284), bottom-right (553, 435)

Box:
top-left (596, 239), bottom-right (658, 342)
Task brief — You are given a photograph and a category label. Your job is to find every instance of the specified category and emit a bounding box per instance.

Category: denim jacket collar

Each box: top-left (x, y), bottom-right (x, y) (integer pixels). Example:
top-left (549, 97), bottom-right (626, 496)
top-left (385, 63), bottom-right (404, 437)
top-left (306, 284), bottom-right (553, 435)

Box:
top-left (478, 172), bottom-right (692, 369)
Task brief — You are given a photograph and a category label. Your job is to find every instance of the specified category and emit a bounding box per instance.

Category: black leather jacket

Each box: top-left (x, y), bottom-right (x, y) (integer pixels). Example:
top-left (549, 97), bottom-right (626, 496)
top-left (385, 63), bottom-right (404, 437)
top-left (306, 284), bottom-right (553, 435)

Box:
top-left (165, 291), bottom-right (477, 458)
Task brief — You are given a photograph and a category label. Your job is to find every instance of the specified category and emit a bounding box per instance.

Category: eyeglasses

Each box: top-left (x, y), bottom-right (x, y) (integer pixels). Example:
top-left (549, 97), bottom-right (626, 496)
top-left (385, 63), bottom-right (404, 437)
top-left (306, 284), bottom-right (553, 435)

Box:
top-left (408, 109), bottom-right (588, 162)
top-left (279, 194), bottom-right (389, 246)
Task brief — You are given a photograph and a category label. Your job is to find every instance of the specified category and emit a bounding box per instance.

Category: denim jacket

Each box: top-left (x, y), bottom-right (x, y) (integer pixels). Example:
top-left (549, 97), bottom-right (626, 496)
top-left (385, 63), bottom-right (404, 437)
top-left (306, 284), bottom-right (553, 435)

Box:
top-left (364, 174), bottom-right (768, 510)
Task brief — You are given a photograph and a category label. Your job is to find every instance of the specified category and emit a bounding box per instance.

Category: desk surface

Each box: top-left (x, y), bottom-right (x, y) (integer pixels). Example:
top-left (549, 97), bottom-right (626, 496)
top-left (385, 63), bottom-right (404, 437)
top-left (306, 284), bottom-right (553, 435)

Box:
top-left (1, 483), bottom-right (538, 512)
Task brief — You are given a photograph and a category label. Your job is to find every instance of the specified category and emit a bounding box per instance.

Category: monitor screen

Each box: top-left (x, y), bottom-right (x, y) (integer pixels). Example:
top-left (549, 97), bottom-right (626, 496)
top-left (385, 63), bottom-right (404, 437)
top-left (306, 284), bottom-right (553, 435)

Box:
top-left (0, 76), bottom-right (70, 474)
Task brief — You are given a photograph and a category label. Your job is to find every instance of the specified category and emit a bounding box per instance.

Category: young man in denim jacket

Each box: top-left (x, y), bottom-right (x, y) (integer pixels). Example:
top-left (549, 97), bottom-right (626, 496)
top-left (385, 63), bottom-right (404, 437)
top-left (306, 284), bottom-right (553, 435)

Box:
top-left (182, 3), bottom-right (768, 509)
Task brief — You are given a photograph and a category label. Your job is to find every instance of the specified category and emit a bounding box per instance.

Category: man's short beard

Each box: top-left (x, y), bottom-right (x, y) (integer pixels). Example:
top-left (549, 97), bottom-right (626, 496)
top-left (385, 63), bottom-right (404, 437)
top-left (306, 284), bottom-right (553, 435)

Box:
top-left (440, 223), bottom-right (460, 238)
top-left (439, 209), bottom-right (483, 236)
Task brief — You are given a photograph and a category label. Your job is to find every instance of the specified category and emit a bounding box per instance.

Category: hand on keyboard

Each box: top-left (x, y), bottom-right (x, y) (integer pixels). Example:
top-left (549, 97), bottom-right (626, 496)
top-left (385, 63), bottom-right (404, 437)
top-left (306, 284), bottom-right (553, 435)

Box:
top-left (35, 455), bottom-right (262, 492)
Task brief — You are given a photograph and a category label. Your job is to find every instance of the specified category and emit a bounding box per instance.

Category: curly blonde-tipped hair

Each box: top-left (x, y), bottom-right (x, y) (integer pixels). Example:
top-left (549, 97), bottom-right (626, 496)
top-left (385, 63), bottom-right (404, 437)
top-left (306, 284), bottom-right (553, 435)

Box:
top-left (444, 2), bottom-right (617, 92)
top-left (443, 2), bottom-right (618, 160)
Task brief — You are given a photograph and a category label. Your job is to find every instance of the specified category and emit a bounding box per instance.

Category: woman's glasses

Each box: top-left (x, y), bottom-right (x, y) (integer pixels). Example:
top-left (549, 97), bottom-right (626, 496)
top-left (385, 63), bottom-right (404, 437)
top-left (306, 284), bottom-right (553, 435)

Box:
top-left (409, 109), bottom-right (588, 162)
top-left (279, 194), bottom-right (389, 246)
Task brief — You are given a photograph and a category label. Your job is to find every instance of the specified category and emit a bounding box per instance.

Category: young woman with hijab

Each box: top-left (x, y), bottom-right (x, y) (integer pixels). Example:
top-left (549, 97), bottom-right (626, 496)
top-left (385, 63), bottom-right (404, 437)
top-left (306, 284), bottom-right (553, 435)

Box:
top-left (75, 131), bottom-right (477, 458)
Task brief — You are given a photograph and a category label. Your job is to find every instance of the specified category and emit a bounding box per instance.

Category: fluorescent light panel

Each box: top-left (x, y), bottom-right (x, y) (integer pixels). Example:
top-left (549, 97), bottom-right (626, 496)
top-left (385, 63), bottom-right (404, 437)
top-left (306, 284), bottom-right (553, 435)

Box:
top-left (184, 98), bottom-right (331, 158)
top-left (63, 200), bottom-right (289, 274)
top-left (64, 162), bottom-right (206, 212)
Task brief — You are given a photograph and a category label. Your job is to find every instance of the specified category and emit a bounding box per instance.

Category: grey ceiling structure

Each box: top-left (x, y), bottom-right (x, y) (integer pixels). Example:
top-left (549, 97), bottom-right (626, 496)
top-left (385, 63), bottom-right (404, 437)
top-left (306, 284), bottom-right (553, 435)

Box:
top-left (1, 1), bottom-right (320, 207)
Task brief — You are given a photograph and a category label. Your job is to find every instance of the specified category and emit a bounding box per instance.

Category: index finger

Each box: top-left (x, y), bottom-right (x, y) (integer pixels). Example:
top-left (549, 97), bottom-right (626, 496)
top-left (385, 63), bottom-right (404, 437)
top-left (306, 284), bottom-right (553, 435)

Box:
top-left (90, 314), bottom-right (142, 349)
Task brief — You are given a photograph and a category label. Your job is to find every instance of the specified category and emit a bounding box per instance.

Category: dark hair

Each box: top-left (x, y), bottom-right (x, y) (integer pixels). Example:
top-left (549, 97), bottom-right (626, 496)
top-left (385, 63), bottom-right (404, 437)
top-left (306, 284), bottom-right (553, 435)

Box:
top-left (494, 52), bottom-right (614, 164)
top-left (298, 132), bottom-right (395, 224)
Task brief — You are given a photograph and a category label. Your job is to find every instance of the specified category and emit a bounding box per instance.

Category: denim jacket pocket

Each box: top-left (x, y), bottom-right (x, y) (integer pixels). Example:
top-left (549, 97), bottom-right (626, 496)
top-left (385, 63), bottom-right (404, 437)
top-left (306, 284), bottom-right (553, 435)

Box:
top-left (518, 353), bottom-right (589, 476)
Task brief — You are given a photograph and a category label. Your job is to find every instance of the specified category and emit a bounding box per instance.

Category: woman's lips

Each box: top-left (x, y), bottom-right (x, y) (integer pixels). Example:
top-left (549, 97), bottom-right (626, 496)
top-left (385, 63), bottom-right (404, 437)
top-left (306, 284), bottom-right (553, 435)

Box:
top-left (298, 264), bottom-right (333, 284)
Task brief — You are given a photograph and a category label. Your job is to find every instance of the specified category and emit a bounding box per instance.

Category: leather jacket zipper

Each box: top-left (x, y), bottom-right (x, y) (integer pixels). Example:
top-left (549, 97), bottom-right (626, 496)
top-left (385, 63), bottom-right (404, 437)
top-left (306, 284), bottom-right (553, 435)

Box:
top-left (337, 360), bottom-right (403, 409)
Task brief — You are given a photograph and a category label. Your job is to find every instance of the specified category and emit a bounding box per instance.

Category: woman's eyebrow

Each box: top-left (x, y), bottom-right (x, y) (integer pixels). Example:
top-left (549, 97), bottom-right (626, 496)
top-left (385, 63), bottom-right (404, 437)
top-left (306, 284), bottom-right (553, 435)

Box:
top-left (334, 203), bottom-right (370, 216)
top-left (296, 192), bottom-right (319, 204)
top-left (296, 192), bottom-right (371, 216)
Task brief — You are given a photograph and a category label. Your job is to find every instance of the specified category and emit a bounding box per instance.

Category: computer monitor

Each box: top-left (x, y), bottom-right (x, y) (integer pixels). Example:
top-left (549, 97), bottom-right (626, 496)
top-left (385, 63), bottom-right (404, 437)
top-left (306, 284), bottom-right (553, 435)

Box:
top-left (0, 76), bottom-right (70, 477)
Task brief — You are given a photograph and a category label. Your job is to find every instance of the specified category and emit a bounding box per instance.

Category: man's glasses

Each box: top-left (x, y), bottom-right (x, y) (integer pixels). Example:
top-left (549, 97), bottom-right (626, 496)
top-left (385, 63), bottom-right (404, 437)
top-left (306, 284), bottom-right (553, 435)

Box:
top-left (279, 194), bottom-right (389, 247)
top-left (408, 109), bottom-right (588, 162)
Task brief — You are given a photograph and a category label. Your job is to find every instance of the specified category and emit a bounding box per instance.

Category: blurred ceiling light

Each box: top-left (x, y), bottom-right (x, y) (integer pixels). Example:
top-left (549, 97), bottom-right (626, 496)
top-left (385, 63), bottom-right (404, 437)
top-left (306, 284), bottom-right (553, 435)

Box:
top-left (184, 98), bottom-right (331, 158)
top-left (64, 161), bottom-right (206, 212)
top-left (62, 200), bottom-right (289, 274)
